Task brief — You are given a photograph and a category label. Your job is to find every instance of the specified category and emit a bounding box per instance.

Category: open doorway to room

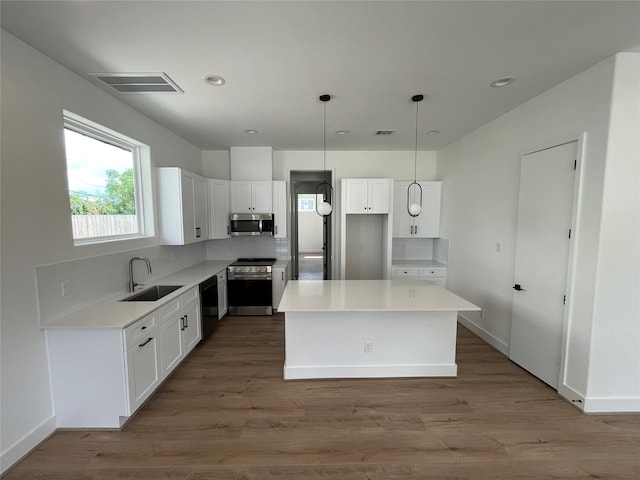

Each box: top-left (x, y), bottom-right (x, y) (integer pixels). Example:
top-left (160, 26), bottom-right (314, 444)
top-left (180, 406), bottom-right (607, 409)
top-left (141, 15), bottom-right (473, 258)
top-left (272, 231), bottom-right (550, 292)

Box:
top-left (290, 170), bottom-right (333, 280)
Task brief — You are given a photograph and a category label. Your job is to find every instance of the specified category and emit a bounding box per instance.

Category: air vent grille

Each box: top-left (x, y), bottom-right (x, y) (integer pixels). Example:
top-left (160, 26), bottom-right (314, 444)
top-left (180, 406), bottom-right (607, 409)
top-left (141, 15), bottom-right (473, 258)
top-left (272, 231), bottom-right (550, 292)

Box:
top-left (375, 130), bottom-right (395, 136)
top-left (90, 72), bottom-right (183, 94)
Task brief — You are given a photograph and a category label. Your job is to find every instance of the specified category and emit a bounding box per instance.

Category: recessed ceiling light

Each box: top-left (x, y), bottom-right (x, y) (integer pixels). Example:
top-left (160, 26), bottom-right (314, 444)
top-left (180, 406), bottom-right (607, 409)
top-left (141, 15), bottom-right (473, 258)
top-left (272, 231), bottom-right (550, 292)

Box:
top-left (490, 76), bottom-right (515, 88)
top-left (335, 130), bottom-right (348, 135)
top-left (244, 129), bottom-right (258, 134)
top-left (426, 130), bottom-right (440, 135)
top-left (205, 74), bottom-right (225, 86)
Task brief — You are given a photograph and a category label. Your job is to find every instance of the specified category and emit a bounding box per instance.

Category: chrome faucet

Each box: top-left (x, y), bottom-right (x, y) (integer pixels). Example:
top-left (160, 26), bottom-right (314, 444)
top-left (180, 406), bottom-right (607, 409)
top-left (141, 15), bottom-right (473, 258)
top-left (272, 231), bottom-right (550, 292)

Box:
top-left (128, 256), bottom-right (152, 292)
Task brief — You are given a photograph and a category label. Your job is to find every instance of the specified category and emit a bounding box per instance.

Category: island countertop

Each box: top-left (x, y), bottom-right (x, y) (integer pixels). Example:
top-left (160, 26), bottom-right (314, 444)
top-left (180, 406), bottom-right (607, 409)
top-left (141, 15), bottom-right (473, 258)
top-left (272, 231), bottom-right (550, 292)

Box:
top-left (278, 280), bottom-right (480, 313)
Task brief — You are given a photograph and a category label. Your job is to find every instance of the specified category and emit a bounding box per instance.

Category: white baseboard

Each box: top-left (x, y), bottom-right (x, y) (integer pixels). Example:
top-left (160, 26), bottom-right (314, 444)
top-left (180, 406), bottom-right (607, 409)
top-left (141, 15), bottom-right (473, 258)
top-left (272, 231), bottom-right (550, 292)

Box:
top-left (0, 415), bottom-right (56, 474)
top-left (284, 363), bottom-right (457, 380)
top-left (457, 313), bottom-right (509, 356)
top-left (583, 396), bottom-right (640, 413)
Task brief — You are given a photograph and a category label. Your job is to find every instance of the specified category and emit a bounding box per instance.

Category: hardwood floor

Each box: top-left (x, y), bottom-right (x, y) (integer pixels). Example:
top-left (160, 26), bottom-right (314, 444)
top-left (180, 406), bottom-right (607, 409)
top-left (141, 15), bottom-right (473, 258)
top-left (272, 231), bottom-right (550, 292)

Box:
top-left (5, 314), bottom-right (639, 479)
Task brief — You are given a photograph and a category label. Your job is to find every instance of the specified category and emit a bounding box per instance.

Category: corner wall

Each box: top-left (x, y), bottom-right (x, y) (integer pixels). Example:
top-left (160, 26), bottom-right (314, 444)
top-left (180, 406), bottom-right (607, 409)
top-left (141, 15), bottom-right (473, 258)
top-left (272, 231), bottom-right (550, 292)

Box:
top-left (436, 53), bottom-right (640, 412)
top-left (0, 30), bottom-right (202, 472)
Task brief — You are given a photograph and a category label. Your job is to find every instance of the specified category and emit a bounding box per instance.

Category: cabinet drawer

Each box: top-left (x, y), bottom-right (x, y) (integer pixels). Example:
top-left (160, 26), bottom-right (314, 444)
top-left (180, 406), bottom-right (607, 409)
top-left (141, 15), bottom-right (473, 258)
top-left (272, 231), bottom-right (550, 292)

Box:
top-left (392, 268), bottom-right (419, 278)
top-left (420, 267), bottom-right (446, 278)
top-left (160, 297), bottom-right (181, 323)
top-left (124, 314), bottom-right (157, 349)
top-left (180, 286), bottom-right (199, 306)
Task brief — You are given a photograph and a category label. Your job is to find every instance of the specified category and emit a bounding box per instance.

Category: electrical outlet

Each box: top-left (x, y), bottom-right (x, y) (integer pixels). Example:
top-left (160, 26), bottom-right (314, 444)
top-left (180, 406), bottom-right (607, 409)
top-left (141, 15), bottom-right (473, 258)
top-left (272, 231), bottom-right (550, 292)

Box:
top-left (61, 280), bottom-right (72, 297)
top-left (364, 341), bottom-right (373, 353)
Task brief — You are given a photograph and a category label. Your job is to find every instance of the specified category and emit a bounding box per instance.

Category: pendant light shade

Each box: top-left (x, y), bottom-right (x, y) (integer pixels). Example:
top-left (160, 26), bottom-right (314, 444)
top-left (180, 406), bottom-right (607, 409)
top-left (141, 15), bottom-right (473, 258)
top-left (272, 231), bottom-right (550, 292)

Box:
top-left (408, 94), bottom-right (424, 217)
top-left (316, 94), bottom-right (333, 217)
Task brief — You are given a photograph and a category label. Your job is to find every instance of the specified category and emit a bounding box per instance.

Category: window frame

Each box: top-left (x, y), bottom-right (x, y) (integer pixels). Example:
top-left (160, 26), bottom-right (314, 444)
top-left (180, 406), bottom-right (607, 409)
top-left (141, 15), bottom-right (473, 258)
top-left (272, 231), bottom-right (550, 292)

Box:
top-left (63, 111), bottom-right (150, 245)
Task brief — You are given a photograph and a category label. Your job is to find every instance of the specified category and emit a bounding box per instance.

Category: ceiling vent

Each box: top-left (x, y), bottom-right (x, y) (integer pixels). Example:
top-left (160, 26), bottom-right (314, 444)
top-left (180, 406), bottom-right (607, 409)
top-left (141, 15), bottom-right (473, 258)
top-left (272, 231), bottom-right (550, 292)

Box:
top-left (375, 130), bottom-right (395, 136)
top-left (89, 72), bottom-right (183, 94)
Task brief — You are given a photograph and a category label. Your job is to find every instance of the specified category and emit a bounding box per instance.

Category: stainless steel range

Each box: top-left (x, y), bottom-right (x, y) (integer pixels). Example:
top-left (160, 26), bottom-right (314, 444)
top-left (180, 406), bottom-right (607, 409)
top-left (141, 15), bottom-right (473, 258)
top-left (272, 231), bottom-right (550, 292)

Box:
top-left (227, 258), bottom-right (276, 316)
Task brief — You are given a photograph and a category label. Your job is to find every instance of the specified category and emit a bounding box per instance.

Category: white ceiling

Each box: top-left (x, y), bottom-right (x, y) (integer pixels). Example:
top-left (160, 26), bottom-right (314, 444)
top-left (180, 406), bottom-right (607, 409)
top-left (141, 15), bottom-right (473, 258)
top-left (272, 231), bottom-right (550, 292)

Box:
top-left (2, 1), bottom-right (639, 151)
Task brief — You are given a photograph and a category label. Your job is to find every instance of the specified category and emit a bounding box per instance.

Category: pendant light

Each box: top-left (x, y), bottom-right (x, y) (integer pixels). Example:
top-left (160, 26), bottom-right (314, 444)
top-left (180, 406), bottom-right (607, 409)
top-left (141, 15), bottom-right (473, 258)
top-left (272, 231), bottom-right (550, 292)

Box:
top-left (407, 94), bottom-right (424, 217)
top-left (316, 94), bottom-right (333, 216)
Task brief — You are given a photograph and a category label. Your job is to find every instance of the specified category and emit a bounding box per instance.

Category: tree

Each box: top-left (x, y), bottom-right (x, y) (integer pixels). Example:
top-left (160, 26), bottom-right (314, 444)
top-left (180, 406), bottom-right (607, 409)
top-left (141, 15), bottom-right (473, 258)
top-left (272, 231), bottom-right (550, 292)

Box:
top-left (104, 168), bottom-right (135, 214)
top-left (69, 168), bottom-right (135, 215)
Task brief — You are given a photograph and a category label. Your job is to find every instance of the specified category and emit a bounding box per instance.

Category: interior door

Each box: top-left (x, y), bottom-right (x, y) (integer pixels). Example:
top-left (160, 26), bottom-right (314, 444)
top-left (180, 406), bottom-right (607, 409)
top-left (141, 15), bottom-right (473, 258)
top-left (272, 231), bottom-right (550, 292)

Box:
top-left (509, 141), bottom-right (577, 389)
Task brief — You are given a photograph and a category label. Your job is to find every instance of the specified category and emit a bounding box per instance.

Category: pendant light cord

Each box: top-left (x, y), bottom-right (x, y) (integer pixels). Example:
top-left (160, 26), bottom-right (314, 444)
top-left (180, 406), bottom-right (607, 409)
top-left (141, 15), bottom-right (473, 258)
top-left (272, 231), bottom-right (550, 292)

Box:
top-left (323, 99), bottom-right (327, 182)
top-left (414, 97), bottom-right (419, 183)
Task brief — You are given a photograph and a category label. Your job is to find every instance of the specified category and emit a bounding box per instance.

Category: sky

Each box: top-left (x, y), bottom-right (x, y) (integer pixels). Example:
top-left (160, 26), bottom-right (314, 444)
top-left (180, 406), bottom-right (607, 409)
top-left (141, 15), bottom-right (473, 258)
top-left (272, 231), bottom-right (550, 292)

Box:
top-left (64, 129), bottom-right (132, 198)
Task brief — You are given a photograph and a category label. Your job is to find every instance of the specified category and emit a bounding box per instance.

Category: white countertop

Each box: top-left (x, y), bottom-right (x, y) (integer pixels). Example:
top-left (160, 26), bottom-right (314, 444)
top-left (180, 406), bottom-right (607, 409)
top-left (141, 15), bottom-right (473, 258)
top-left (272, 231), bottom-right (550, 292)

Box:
top-left (278, 280), bottom-right (480, 313)
top-left (43, 261), bottom-right (233, 329)
top-left (392, 259), bottom-right (447, 268)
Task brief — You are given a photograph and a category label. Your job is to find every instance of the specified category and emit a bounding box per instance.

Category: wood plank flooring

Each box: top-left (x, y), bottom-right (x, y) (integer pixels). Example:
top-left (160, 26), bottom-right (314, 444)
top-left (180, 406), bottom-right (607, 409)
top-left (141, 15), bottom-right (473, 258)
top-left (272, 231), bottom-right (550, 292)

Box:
top-left (5, 314), bottom-right (639, 479)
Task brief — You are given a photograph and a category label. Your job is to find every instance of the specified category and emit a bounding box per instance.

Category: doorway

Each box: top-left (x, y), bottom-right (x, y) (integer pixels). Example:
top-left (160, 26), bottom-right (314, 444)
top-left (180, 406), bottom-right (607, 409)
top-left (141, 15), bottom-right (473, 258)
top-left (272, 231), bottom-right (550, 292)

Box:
top-left (290, 171), bottom-right (333, 280)
top-left (510, 140), bottom-right (579, 389)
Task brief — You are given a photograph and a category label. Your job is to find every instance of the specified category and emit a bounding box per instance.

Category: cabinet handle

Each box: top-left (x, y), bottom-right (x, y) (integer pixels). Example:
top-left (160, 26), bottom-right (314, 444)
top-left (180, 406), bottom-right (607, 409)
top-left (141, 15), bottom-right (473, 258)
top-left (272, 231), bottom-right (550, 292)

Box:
top-left (226, 225), bottom-right (230, 235)
top-left (275, 225), bottom-right (278, 234)
top-left (139, 337), bottom-right (153, 348)
top-left (184, 314), bottom-right (188, 328)
top-left (282, 272), bottom-right (285, 281)
top-left (180, 316), bottom-right (186, 330)
top-left (141, 326), bottom-right (147, 330)
top-left (414, 226), bottom-right (418, 235)
top-left (195, 227), bottom-right (201, 238)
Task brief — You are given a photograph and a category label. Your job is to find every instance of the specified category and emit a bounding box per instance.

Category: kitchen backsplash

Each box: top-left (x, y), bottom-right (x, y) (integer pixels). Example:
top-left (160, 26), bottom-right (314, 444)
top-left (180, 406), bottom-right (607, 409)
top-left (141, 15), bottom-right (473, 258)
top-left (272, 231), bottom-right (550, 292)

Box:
top-left (206, 236), bottom-right (289, 261)
top-left (36, 243), bottom-right (206, 325)
top-left (391, 237), bottom-right (449, 264)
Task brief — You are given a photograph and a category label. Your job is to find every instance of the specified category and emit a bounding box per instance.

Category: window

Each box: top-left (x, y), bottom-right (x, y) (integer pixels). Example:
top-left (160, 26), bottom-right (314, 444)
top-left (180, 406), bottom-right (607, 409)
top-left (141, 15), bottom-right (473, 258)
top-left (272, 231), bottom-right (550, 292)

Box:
top-left (298, 196), bottom-right (316, 212)
top-left (63, 112), bottom-right (149, 244)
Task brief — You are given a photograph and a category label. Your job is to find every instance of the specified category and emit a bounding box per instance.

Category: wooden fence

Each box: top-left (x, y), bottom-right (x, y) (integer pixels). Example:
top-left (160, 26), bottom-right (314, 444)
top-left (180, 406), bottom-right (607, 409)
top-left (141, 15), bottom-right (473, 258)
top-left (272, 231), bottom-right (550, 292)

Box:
top-left (72, 215), bottom-right (137, 239)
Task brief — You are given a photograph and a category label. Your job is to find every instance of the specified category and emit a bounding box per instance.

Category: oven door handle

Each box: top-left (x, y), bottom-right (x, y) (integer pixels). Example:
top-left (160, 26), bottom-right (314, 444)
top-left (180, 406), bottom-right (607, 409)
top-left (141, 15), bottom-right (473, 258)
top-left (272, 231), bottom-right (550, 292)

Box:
top-left (228, 273), bottom-right (272, 281)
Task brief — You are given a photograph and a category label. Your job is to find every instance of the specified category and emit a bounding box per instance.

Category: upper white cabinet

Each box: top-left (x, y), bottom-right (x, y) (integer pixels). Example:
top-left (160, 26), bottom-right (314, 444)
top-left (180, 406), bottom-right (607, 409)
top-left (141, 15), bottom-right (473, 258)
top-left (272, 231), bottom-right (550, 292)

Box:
top-left (343, 178), bottom-right (392, 214)
top-left (392, 181), bottom-right (442, 238)
top-left (272, 180), bottom-right (288, 238)
top-left (230, 181), bottom-right (273, 213)
top-left (157, 167), bottom-right (209, 245)
top-left (208, 179), bottom-right (230, 239)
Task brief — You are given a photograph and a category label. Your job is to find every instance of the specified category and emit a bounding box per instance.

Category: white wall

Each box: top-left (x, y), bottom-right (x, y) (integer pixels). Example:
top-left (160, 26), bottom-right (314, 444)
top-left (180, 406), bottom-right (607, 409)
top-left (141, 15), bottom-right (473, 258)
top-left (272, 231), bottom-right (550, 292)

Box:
top-left (0, 30), bottom-right (203, 471)
top-left (586, 53), bottom-right (640, 410)
top-left (437, 53), bottom-right (639, 412)
top-left (273, 150), bottom-right (437, 182)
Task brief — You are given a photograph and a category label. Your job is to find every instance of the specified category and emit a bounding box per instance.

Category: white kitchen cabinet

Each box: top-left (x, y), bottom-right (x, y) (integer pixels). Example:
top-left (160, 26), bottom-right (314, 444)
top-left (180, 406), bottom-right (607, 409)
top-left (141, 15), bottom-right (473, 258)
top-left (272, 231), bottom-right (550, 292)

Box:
top-left (47, 287), bottom-right (201, 428)
top-left (392, 181), bottom-right (442, 238)
top-left (420, 267), bottom-right (447, 287)
top-left (391, 263), bottom-right (447, 287)
top-left (47, 309), bottom-right (162, 428)
top-left (217, 269), bottom-right (227, 318)
top-left (230, 181), bottom-right (273, 213)
top-left (126, 327), bottom-right (162, 413)
top-left (343, 178), bottom-right (392, 214)
top-left (159, 287), bottom-right (201, 378)
top-left (272, 180), bottom-right (288, 238)
top-left (157, 167), bottom-right (209, 245)
top-left (208, 178), bottom-right (230, 239)
top-left (272, 263), bottom-right (290, 310)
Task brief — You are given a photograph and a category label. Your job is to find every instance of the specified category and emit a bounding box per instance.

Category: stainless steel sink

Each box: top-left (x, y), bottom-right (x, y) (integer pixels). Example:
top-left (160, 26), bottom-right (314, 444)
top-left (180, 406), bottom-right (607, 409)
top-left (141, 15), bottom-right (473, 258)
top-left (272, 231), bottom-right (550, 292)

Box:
top-left (120, 285), bottom-right (182, 302)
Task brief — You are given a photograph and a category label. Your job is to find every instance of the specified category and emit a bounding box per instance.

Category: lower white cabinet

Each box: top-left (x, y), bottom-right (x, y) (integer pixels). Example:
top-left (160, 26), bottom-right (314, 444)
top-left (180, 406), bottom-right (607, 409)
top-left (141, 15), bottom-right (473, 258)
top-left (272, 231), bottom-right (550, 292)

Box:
top-left (272, 263), bottom-right (290, 310)
top-left (46, 286), bottom-right (201, 428)
top-left (126, 332), bottom-right (162, 413)
top-left (392, 265), bottom-right (447, 287)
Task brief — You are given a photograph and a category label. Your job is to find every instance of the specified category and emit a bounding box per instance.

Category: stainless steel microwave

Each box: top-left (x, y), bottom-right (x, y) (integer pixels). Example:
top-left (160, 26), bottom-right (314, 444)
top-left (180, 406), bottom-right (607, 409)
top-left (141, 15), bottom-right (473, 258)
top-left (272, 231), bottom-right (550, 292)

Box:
top-left (229, 213), bottom-right (274, 236)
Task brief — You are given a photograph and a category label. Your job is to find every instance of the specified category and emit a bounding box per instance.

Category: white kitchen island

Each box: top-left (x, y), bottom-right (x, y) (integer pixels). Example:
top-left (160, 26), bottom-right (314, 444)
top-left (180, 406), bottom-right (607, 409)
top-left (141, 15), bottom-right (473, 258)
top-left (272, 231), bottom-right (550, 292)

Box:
top-left (278, 280), bottom-right (480, 380)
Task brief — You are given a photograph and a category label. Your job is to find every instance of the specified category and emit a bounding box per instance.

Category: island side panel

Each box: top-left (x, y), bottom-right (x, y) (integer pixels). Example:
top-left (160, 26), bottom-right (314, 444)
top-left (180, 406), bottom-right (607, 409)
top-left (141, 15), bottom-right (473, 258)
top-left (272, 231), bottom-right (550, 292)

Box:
top-left (283, 310), bottom-right (458, 379)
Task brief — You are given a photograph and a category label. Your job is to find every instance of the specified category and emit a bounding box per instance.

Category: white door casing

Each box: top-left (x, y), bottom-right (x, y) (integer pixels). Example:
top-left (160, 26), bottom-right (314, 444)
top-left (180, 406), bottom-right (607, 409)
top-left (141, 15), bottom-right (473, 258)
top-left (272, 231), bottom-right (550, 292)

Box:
top-left (510, 140), bottom-right (578, 389)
